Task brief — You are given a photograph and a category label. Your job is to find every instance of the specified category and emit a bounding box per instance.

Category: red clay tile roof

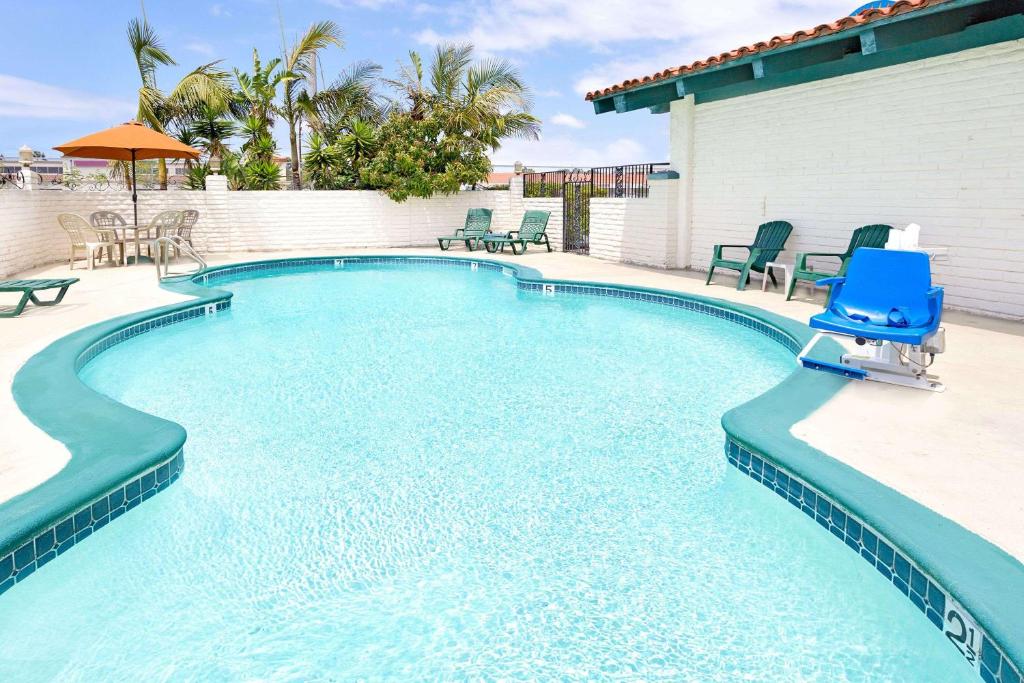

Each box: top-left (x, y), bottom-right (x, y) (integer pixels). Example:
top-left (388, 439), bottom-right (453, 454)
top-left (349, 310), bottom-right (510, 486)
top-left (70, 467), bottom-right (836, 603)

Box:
top-left (584, 0), bottom-right (949, 101)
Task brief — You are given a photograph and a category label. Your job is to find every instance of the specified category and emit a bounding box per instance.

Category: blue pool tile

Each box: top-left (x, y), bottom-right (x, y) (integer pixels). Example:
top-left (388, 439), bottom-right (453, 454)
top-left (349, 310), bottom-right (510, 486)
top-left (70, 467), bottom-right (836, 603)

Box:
top-left (815, 497), bottom-right (830, 518)
top-left (845, 519), bottom-right (862, 543)
top-left (15, 563), bottom-right (36, 581)
top-left (877, 541), bottom-right (895, 568)
top-left (75, 528), bottom-right (92, 543)
top-left (0, 555), bottom-right (12, 582)
top-left (861, 529), bottom-right (878, 556)
top-left (894, 554), bottom-right (911, 583)
top-left (893, 576), bottom-right (909, 595)
top-left (0, 578), bottom-right (14, 595)
top-left (91, 498), bottom-right (110, 520)
top-left (56, 540), bottom-right (74, 556)
top-left (35, 550), bottom-right (56, 568)
top-left (910, 568), bottom-right (928, 598)
top-left (876, 563), bottom-right (893, 581)
top-left (981, 637), bottom-right (1001, 673)
top-left (926, 608), bottom-right (943, 629)
top-left (109, 487), bottom-right (125, 509)
top-left (830, 507), bottom-right (847, 531)
top-left (73, 508), bottom-right (92, 532)
top-left (982, 668), bottom-right (997, 683)
top-left (126, 479), bottom-right (141, 501)
top-left (13, 542), bottom-right (34, 570)
top-left (909, 591), bottom-right (927, 613)
top-left (34, 529), bottom-right (55, 556)
top-left (1004, 663), bottom-right (1021, 683)
top-left (141, 471), bottom-right (156, 493)
top-left (927, 582), bottom-right (946, 615)
top-left (156, 463), bottom-right (170, 484)
top-left (55, 518), bottom-right (75, 544)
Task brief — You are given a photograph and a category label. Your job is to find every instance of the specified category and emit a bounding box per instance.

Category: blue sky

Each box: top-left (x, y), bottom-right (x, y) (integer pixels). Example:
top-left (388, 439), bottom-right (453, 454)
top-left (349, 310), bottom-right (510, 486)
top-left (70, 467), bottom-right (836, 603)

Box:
top-left (0, 0), bottom-right (854, 169)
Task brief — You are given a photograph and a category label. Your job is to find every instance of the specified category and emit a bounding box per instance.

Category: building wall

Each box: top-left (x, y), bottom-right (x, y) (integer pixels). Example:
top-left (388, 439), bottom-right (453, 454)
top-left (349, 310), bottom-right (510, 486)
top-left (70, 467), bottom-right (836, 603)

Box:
top-left (674, 39), bottom-right (1024, 319)
top-left (590, 179), bottom-right (678, 266)
top-left (0, 184), bottom-right (531, 278)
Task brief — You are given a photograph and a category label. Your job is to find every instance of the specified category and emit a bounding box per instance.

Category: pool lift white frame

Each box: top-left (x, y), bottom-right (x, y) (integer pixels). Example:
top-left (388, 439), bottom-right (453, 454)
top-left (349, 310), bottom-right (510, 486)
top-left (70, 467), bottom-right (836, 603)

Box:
top-left (797, 327), bottom-right (946, 392)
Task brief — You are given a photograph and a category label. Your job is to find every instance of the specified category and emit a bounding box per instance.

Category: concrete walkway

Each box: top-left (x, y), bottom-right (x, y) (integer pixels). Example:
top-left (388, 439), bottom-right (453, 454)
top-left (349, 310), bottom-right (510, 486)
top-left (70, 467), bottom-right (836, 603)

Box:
top-left (2, 248), bottom-right (1022, 561)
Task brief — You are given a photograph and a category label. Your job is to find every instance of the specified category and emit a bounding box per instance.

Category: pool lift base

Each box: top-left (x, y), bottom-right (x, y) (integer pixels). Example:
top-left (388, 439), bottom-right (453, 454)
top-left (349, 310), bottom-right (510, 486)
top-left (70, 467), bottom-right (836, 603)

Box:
top-left (798, 330), bottom-right (946, 392)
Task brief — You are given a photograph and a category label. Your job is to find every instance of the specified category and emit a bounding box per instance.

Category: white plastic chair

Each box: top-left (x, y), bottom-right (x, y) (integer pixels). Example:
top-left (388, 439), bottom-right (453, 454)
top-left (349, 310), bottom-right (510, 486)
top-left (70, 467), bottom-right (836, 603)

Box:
top-left (57, 213), bottom-right (123, 270)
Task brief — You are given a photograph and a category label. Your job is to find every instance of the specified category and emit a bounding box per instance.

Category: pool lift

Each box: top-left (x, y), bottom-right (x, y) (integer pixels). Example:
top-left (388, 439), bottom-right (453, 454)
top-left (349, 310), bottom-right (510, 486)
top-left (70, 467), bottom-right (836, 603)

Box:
top-left (797, 248), bottom-right (946, 392)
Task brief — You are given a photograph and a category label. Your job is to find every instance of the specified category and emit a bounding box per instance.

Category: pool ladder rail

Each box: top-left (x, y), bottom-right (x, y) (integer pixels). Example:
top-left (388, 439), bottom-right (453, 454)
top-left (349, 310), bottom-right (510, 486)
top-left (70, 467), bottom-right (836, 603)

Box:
top-left (152, 236), bottom-right (208, 282)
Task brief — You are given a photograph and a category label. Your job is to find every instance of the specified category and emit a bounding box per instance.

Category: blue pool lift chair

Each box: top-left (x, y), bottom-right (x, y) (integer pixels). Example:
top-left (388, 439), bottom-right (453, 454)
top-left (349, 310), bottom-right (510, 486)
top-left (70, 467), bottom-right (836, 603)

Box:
top-left (797, 248), bottom-right (946, 392)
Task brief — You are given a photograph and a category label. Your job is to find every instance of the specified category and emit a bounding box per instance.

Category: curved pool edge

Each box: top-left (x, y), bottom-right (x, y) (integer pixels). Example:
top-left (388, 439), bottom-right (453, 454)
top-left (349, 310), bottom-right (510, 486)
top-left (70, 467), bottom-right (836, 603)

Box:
top-left (2, 254), bottom-right (1021, 682)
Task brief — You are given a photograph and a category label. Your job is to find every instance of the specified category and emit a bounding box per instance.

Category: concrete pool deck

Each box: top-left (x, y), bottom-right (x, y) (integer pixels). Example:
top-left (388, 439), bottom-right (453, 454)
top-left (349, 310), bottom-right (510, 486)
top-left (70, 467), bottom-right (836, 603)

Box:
top-left (2, 247), bottom-right (1022, 563)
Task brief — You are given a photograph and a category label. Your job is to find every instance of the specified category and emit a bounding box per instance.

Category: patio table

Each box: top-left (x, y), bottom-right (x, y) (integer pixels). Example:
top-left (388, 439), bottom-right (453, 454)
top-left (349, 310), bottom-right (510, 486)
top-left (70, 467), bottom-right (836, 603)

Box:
top-left (118, 225), bottom-right (153, 265)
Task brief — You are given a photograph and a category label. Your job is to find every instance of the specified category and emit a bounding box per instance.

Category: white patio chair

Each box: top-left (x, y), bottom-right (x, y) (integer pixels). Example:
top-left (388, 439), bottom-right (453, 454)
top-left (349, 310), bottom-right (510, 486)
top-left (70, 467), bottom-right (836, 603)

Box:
top-left (57, 213), bottom-right (124, 271)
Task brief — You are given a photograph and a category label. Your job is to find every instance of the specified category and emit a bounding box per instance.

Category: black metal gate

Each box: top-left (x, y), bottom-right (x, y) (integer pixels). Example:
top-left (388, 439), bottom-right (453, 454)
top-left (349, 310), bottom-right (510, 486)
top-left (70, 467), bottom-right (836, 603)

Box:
top-left (562, 169), bottom-right (592, 254)
top-left (522, 163), bottom-right (669, 256)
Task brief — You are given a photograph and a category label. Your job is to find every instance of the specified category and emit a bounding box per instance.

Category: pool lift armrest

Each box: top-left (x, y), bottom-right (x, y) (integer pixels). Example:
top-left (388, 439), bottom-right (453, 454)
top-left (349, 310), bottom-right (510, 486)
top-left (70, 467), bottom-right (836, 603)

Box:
top-left (796, 280), bottom-right (947, 392)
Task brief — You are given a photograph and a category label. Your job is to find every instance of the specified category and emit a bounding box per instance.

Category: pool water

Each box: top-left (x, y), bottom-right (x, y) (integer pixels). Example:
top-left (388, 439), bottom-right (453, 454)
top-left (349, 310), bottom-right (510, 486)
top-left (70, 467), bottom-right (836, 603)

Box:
top-left (0, 263), bottom-right (971, 681)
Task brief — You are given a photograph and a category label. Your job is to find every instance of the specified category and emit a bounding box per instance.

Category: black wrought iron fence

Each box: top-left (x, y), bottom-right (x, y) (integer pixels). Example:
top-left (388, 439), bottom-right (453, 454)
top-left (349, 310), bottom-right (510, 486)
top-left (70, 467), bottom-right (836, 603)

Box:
top-left (522, 162), bottom-right (669, 199)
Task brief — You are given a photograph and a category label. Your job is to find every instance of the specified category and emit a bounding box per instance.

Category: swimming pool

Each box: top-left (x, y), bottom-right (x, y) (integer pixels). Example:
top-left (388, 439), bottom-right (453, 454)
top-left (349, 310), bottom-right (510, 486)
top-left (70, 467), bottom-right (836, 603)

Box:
top-left (0, 260), bottom-right (974, 680)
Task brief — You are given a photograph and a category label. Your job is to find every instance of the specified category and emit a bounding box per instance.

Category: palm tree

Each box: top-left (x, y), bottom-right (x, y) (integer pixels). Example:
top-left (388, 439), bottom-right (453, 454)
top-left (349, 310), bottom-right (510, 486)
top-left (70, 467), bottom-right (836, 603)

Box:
top-left (387, 43), bottom-right (540, 151)
top-left (297, 60), bottom-right (385, 142)
top-left (127, 18), bottom-right (232, 188)
top-left (278, 20), bottom-right (344, 189)
top-left (233, 49), bottom-right (284, 138)
top-left (189, 105), bottom-right (237, 159)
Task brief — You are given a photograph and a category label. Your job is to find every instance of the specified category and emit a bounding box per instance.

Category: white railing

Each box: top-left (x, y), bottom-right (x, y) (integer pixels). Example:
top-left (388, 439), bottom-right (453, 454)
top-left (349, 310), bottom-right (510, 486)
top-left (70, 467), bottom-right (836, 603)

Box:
top-left (153, 236), bottom-right (207, 282)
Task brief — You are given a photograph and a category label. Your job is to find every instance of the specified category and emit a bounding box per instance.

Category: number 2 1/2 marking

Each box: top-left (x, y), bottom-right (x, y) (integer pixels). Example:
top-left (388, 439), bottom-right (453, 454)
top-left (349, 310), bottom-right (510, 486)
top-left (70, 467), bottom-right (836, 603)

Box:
top-left (945, 609), bottom-right (978, 665)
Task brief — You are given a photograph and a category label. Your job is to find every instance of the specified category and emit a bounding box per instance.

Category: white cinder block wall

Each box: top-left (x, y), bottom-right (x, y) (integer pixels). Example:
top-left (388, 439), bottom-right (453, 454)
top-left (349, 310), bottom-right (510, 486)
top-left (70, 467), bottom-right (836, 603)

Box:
top-left (677, 40), bottom-right (1024, 319)
top-left (591, 179), bottom-right (678, 266)
top-left (0, 184), bottom-right (538, 278)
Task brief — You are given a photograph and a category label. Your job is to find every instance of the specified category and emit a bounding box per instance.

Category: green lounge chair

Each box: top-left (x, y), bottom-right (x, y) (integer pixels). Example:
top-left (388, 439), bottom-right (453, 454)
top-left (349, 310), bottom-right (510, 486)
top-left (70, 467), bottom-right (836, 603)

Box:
top-left (437, 208), bottom-right (493, 251)
top-left (705, 221), bottom-right (793, 291)
top-left (482, 210), bottom-right (552, 255)
top-left (0, 278), bottom-right (79, 318)
top-left (786, 224), bottom-right (892, 301)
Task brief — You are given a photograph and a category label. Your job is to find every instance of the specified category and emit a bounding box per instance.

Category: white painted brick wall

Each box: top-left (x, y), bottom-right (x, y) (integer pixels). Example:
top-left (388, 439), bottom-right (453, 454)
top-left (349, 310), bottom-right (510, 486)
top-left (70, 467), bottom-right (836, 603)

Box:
top-left (0, 184), bottom-right (536, 278)
top-left (590, 179), bottom-right (678, 267)
top-left (674, 40), bottom-right (1024, 319)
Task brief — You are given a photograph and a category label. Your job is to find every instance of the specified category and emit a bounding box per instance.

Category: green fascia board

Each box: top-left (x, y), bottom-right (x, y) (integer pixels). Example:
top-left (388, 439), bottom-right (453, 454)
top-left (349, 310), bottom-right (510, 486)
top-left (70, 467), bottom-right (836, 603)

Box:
top-left (590, 0), bottom-right (1017, 113)
top-left (3, 255), bottom-right (1024, 673)
top-left (698, 13), bottom-right (1024, 105)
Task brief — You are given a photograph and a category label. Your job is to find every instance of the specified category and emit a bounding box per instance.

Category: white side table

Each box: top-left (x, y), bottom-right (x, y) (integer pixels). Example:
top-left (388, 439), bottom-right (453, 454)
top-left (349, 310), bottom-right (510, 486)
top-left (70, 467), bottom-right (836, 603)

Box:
top-left (763, 261), bottom-right (791, 293)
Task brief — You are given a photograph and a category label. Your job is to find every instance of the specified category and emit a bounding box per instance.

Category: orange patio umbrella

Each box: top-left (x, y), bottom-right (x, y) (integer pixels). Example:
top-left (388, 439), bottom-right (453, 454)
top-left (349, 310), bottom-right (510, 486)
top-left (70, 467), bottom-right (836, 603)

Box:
top-left (54, 120), bottom-right (201, 226)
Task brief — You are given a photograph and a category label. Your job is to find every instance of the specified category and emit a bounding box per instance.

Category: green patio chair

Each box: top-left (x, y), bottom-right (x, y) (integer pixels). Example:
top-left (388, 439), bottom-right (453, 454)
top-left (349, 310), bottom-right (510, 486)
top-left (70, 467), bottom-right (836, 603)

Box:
top-left (0, 278), bottom-right (79, 318)
top-left (705, 220), bottom-right (793, 291)
top-left (483, 210), bottom-right (552, 255)
top-left (786, 224), bottom-right (892, 301)
top-left (437, 208), bottom-right (493, 251)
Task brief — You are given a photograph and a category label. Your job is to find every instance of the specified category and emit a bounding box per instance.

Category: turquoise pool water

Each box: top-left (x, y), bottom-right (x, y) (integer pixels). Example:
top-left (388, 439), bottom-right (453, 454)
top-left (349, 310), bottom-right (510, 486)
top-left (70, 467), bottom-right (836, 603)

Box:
top-left (0, 263), bottom-right (971, 681)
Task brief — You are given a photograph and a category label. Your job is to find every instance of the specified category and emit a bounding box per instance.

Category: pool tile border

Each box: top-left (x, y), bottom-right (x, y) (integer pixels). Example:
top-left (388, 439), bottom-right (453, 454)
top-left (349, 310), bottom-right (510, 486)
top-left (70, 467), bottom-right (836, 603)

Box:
top-left (5, 254), bottom-right (1022, 682)
top-left (0, 449), bottom-right (183, 597)
top-left (725, 438), bottom-right (1021, 683)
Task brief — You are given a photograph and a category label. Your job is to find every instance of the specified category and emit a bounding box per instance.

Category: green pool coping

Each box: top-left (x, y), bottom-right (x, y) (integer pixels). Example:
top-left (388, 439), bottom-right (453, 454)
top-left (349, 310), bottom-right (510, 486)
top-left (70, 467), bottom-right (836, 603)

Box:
top-left (3, 254), bottom-right (1023, 674)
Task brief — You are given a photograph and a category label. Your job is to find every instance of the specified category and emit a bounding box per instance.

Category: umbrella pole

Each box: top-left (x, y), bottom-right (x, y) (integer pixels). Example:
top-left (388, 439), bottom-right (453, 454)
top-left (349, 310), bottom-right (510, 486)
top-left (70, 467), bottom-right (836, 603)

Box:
top-left (130, 149), bottom-right (138, 226)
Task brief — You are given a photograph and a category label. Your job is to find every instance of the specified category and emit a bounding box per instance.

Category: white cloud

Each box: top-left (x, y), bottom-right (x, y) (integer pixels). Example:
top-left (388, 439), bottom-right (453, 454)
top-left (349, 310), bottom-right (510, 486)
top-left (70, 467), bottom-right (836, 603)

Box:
top-left (0, 74), bottom-right (135, 122)
top-left (490, 135), bottom-right (652, 168)
top-left (416, 0), bottom-right (851, 93)
top-left (185, 41), bottom-right (216, 58)
top-left (209, 3), bottom-right (230, 17)
top-left (550, 113), bottom-right (585, 129)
